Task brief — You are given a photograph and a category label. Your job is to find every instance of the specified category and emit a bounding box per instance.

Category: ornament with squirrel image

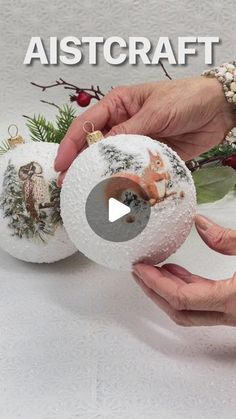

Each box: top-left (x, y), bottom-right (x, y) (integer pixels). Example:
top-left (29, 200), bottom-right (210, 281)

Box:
top-left (61, 134), bottom-right (196, 270)
top-left (104, 149), bottom-right (184, 207)
top-left (101, 141), bottom-right (186, 213)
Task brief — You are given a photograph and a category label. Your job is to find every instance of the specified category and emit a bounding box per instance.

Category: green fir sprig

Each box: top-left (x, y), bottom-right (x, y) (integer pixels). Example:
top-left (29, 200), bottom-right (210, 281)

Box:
top-left (0, 140), bottom-right (11, 156)
top-left (25, 104), bottom-right (76, 144)
top-left (198, 143), bottom-right (236, 160)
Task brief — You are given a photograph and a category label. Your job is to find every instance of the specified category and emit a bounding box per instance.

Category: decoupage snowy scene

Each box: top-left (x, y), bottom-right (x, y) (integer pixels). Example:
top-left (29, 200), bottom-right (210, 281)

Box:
top-left (0, 142), bottom-right (76, 263)
top-left (61, 134), bottom-right (196, 270)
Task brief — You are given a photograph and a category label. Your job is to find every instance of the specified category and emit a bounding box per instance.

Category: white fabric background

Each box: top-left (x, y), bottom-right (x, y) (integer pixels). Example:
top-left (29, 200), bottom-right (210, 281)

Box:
top-left (0, 1), bottom-right (236, 418)
top-left (0, 194), bottom-right (236, 419)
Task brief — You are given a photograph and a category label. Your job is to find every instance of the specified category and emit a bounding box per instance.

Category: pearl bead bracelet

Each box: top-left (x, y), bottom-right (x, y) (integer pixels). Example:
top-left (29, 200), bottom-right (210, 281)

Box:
top-left (225, 127), bottom-right (236, 147)
top-left (202, 61), bottom-right (236, 106)
top-left (202, 62), bottom-right (236, 145)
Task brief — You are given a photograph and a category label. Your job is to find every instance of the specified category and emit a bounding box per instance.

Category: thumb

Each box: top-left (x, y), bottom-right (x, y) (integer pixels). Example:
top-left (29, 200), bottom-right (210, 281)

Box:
top-left (195, 215), bottom-right (236, 255)
top-left (106, 107), bottom-right (153, 137)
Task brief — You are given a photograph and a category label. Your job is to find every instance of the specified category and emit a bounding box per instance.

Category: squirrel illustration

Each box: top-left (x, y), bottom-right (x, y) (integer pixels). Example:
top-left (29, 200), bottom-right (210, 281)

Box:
top-left (105, 149), bottom-right (178, 206)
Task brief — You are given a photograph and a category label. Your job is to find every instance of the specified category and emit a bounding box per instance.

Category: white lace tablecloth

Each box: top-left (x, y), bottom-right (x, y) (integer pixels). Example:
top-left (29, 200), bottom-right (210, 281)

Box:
top-left (0, 191), bottom-right (236, 419)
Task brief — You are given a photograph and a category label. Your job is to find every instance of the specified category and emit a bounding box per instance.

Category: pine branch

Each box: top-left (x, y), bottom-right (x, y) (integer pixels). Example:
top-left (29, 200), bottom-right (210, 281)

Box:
top-left (199, 143), bottom-right (236, 160)
top-left (0, 140), bottom-right (11, 155)
top-left (24, 105), bottom-right (76, 144)
top-left (25, 115), bottom-right (55, 143)
top-left (55, 105), bottom-right (77, 140)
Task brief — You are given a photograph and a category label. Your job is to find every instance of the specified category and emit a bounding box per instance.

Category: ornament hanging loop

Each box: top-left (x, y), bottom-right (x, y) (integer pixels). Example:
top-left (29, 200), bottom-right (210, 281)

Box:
top-left (83, 120), bottom-right (103, 146)
top-left (8, 124), bottom-right (19, 139)
top-left (83, 121), bottom-right (95, 135)
top-left (7, 124), bottom-right (25, 149)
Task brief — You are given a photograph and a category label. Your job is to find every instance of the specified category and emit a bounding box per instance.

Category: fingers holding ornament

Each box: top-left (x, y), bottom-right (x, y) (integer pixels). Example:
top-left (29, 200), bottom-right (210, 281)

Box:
top-left (195, 215), bottom-right (236, 255)
top-left (132, 265), bottom-right (233, 327)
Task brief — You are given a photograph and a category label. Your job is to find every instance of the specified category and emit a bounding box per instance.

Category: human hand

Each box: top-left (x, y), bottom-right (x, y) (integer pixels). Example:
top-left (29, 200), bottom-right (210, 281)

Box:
top-left (54, 76), bottom-right (235, 186)
top-left (133, 215), bottom-right (236, 327)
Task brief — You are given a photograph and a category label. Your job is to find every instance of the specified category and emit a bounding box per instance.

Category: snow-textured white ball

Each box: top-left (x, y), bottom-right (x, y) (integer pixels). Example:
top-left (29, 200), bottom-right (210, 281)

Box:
top-left (61, 134), bottom-right (196, 270)
top-left (0, 142), bottom-right (77, 263)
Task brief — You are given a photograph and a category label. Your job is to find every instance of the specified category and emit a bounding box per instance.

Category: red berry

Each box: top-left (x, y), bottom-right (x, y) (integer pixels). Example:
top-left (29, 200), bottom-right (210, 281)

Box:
top-left (76, 91), bottom-right (92, 107)
top-left (222, 155), bottom-right (236, 169)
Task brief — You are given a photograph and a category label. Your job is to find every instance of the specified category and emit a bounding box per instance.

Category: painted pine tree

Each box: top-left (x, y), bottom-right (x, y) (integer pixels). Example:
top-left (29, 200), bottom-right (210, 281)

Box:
top-left (49, 180), bottom-right (62, 225)
top-left (160, 145), bottom-right (190, 183)
top-left (0, 161), bottom-right (31, 238)
top-left (99, 143), bottom-right (142, 175)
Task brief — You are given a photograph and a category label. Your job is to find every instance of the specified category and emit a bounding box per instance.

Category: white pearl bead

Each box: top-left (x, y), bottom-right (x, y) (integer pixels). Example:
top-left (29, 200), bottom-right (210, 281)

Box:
top-left (226, 91), bottom-right (234, 98)
top-left (230, 82), bottom-right (236, 92)
top-left (225, 72), bottom-right (233, 81)
top-left (217, 67), bottom-right (227, 75)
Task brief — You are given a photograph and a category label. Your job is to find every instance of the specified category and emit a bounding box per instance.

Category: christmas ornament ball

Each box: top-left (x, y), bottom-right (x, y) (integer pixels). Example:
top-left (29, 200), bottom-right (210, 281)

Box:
top-left (0, 142), bottom-right (77, 263)
top-left (61, 134), bottom-right (196, 271)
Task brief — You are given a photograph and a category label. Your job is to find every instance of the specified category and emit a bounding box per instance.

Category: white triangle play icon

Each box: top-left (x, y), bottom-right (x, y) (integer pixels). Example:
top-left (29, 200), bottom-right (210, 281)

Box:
top-left (108, 198), bottom-right (131, 223)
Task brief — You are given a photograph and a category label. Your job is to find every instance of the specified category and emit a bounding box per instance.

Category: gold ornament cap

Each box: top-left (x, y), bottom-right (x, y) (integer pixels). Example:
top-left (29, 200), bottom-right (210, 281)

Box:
top-left (83, 121), bottom-right (103, 146)
top-left (7, 124), bottom-right (25, 149)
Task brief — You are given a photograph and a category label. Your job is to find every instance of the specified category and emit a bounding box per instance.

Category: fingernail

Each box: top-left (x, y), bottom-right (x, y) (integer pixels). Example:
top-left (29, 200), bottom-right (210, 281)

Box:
top-left (195, 215), bottom-right (213, 231)
top-left (56, 177), bottom-right (62, 188)
top-left (54, 140), bottom-right (64, 172)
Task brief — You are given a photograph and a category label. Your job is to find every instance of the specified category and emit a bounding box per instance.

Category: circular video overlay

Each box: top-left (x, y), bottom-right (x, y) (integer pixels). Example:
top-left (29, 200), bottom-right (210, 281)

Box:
top-left (85, 176), bottom-right (151, 242)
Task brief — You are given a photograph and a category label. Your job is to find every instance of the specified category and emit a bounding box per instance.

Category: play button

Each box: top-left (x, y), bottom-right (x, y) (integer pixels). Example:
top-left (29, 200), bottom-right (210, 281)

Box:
top-left (85, 176), bottom-right (151, 242)
top-left (108, 198), bottom-right (130, 222)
